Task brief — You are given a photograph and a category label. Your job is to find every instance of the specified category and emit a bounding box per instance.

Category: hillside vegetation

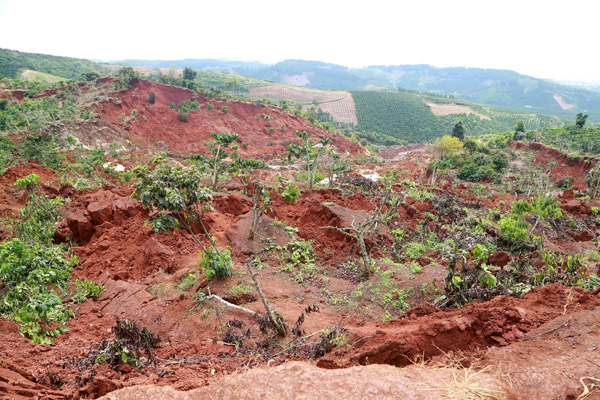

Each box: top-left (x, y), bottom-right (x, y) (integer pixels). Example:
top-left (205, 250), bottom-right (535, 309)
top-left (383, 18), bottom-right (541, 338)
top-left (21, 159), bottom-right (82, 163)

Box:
top-left (1, 68), bottom-right (600, 399)
top-left (0, 49), bottom-right (575, 148)
top-left (0, 48), bottom-right (106, 80)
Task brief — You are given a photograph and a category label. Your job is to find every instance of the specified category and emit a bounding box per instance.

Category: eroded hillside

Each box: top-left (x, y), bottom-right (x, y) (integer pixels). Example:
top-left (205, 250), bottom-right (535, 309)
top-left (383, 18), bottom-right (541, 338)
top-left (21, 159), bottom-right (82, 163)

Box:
top-left (1, 77), bottom-right (600, 399)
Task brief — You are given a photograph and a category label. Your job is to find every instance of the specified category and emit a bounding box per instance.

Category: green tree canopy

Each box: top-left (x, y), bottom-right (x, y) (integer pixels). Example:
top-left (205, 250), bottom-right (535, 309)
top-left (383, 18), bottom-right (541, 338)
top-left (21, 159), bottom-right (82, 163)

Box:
top-left (576, 113), bottom-right (589, 129)
top-left (182, 67), bottom-right (197, 81)
top-left (514, 120), bottom-right (525, 133)
top-left (434, 135), bottom-right (463, 158)
top-left (452, 120), bottom-right (465, 140)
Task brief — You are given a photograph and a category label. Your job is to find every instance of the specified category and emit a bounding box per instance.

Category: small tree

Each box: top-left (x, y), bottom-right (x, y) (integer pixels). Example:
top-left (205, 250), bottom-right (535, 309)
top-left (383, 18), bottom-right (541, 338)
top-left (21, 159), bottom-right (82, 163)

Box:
top-left (182, 67), bottom-right (197, 81)
top-left (80, 71), bottom-right (100, 82)
top-left (287, 131), bottom-right (331, 189)
top-left (433, 135), bottom-right (463, 159)
top-left (247, 181), bottom-right (300, 241)
top-left (514, 120), bottom-right (526, 140)
top-left (452, 120), bottom-right (465, 140)
top-left (322, 190), bottom-right (398, 276)
top-left (576, 113), bottom-right (589, 129)
top-left (115, 66), bottom-right (137, 88)
top-left (247, 182), bottom-right (273, 241)
top-left (132, 159), bottom-right (215, 248)
top-left (189, 132), bottom-right (240, 191)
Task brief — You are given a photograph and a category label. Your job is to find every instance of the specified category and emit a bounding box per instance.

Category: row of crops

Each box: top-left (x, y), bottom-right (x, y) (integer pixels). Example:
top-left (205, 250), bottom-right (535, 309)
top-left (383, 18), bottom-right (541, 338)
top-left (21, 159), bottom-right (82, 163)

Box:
top-left (351, 91), bottom-right (566, 143)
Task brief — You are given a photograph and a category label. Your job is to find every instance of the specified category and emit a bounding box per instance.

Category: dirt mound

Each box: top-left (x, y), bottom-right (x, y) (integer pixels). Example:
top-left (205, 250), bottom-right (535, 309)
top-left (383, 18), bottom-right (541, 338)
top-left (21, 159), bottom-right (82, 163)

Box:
top-left (482, 303), bottom-right (600, 399)
top-left (317, 284), bottom-right (600, 369)
top-left (98, 361), bottom-right (515, 400)
top-left (87, 80), bottom-right (365, 159)
top-left (270, 194), bottom-right (392, 261)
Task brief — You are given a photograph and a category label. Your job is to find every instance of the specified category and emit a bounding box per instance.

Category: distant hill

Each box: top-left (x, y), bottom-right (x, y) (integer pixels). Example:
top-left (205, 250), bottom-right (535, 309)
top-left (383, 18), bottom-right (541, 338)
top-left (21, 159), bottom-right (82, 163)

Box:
top-left (106, 58), bottom-right (267, 72)
top-left (187, 70), bottom-right (566, 144)
top-left (0, 48), bottom-right (576, 145)
top-left (0, 48), bottom-right (106, 80)
top-left (114, 58), bottom-right (600, 122)
top-left (237, 60), bottom-right (369, 91)
top-left (362, 65), bottom-right (600, 121)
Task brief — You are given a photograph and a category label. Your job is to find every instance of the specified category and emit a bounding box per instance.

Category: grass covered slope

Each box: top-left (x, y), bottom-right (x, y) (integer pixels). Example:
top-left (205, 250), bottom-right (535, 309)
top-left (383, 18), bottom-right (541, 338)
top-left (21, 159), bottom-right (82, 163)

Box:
top-left (0, 48), bottom-right (106, 80)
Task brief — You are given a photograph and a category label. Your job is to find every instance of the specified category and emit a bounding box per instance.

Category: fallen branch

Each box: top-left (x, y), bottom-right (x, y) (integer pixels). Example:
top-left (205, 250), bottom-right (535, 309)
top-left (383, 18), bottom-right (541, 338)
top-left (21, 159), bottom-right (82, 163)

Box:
top-left (205, 291), bottom-right (258, 317)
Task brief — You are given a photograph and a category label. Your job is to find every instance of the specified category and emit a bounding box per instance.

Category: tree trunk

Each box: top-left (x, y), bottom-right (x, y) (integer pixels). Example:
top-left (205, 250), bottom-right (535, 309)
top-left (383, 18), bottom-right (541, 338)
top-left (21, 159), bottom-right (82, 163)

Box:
top-left (246, 259), bottom-right (287, 337)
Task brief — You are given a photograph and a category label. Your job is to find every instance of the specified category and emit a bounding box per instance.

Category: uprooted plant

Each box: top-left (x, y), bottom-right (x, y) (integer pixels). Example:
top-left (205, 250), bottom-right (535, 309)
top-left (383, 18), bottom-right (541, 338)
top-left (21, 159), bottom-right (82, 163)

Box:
top-left (322, 188), bottom-right (398, 275)
top-left (0, 174), bottom-right (97, 345)
top-left (287, 130), bottom-right (331, 189)
top-left (89, 319), bottom-right (160, 368)
top-left (204, 257), bottom-right (287, 336)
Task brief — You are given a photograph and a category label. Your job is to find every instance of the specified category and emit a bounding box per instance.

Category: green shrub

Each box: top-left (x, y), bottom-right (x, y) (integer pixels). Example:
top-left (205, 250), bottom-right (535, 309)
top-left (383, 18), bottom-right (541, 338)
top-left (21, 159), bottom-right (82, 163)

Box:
top-left (207, 103), bottom-right (214, 110)
top-left (405, 242), bottom-right (427, 259)
top-left (72, 279), bottom-right (106, 303)
top-left (458, 161), bottom-right (496, 182)
top-left (0, 239), bottom-right (78, 344)
top-left (221, 106), bottom-right (229, 113)
top-left (555, 176), bottom-right (574, 190)
top-left (178, 111), bottom-right (189, 122)
top-left (199, 247), bottom-right (232, 279)
top-left (20, 133), bottom-right (64, 169)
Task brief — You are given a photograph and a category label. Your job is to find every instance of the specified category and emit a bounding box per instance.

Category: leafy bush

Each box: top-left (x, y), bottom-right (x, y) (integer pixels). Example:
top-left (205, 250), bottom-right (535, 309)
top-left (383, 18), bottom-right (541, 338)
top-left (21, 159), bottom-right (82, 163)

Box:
top-left (458, 161), bottom-right (497, 182)
top-left (281, 183), bottom-right (301, 203)
top-left (14, 174), bottom-right (69, 244)
top-left (199, 247), bottom-right (232, 279)
top-left (405, 242), bottom-right (427, 259)
top-left (72, 279), bottom-right (106, 303)
top-left (177, 111), bottom-right (189, 122)
top-left (221, 106), bottom-right (229, 113)
top-left (0, 239), bottom-right (78, 344)
top-left (20, 133), bottom-right (64, 169)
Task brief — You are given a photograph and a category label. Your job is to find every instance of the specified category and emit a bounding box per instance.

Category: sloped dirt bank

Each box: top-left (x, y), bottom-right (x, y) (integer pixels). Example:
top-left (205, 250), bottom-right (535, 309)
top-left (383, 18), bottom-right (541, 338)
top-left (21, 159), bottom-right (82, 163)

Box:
top-left (508, 141), bottom-right (596, 189)
top-left (318, 284), bottom-right (599, 369)
top-left (88, 79), bottom-right (365, 159)
top-left (98, 284), bottom-right (600, 400)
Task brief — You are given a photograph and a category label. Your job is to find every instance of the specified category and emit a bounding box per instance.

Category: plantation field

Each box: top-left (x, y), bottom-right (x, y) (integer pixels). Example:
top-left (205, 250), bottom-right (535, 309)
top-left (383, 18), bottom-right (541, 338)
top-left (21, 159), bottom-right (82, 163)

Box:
top-left (248, 85), bottom-right (358, 124)
top-left (352, 90), bottom-right (566, 143)
top-left (425, 101), bottom-right (490, 120)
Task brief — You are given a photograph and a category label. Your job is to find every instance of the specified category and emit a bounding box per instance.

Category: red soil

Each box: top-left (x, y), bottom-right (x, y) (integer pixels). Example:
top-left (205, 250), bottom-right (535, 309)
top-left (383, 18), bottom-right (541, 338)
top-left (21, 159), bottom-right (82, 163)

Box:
top-left (90, 80), bottom-right (364, 159)
top-left (2, 109), bottom-right (600, 399)
top-left (508, 141), bottom-right (596, 190)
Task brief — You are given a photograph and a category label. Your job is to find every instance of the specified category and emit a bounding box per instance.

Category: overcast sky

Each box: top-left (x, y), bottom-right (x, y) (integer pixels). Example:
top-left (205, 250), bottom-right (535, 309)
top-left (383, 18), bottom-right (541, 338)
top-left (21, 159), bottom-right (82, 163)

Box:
top-left (1, 0), bottom-right (597, 82)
